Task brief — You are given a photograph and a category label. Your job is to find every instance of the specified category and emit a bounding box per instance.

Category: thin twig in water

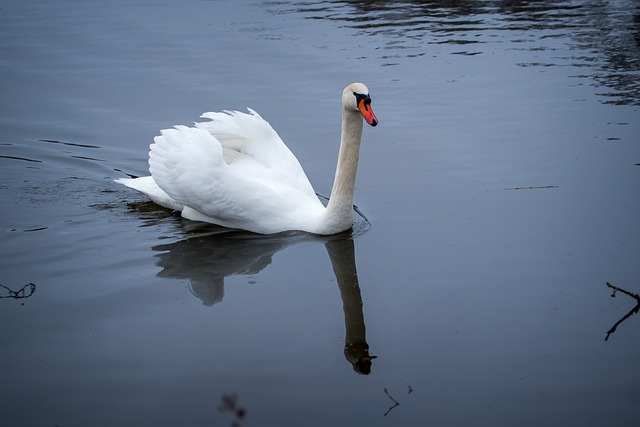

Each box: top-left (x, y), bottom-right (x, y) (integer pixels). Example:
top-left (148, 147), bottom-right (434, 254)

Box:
top-left (605, 282), bottom-right (640, 341)
top-left (383, 388), bottom-right (400, 416)
top-left (218, 393), bottom-right (246, 427)
top-left (352, 203), bottom-right (370, 225)
top-left (0, 283), bottom-right (36, 300)
top-left (316, 192), bottom-right (329, 202)
top-left (505, 185), bottom-right (558, 190)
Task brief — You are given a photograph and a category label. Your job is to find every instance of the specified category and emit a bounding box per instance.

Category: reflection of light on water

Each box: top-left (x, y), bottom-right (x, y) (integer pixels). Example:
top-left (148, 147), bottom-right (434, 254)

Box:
top-left (267, 0), bottom-right (640, 105)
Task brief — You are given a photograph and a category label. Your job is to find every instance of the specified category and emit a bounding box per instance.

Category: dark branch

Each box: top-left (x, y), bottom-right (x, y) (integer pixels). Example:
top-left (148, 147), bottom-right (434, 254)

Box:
top-left (605, 282), bottom-right (640, 341)
top-left (383, 388), bottom-right (400, 416)
top-left (0, 283), bottom-right (36, 300)
top-left (218, 393), bottom-right (246, 427)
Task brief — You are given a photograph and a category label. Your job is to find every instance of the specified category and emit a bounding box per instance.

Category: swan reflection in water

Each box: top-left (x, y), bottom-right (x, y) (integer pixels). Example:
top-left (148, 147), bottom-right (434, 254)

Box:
top-left (152, 224), bottom-right (376, 374)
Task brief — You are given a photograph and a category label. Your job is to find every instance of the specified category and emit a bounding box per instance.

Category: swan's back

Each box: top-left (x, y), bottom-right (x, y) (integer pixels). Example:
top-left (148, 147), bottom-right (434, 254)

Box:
top-left (146, 110), bottom-right (325, 234)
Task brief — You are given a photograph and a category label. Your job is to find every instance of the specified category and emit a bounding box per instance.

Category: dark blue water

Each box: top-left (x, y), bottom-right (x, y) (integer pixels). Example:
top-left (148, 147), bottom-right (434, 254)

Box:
top-left (1, 0), bottom-right (639, 426)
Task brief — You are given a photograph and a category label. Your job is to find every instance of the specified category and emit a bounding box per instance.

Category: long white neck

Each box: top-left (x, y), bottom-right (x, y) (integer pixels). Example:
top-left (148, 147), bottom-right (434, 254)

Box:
top-left (322, 108), bottom-right (364, 233)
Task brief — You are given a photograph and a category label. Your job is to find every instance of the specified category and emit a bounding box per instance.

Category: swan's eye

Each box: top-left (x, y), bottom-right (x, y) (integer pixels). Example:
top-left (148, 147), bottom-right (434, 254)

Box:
top-left (353, 92), bottom-right (372, 106)
top-left (353, 92), bottom-right (372, 113)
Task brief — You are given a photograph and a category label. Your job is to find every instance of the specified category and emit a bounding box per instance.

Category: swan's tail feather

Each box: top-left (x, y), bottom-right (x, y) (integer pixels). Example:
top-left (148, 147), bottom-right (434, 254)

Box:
top-left (115, 176), bottom-right (183, 211)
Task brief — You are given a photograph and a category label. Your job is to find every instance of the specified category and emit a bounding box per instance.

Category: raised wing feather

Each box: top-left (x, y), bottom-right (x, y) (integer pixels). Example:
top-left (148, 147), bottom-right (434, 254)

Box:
top-left (196, 109), bottom-right (316, 196)
top-left (148, 115), bottom-right (324, 233)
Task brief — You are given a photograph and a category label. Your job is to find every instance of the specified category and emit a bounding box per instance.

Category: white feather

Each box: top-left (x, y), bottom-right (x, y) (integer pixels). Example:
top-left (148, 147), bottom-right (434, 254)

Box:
top-left (115, 83), bottom-right (376, 235)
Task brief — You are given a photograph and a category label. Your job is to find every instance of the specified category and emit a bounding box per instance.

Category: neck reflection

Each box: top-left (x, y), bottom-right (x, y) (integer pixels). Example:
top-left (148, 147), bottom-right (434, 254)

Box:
top-left (152, 226), bottom-right (376, 374)
top-left (325, 238), bottom-right (377, 375)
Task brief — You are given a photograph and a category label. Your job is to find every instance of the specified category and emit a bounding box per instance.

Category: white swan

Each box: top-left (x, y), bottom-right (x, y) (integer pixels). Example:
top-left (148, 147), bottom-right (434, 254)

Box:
top-left (115, 82), bottom-right (378, 235)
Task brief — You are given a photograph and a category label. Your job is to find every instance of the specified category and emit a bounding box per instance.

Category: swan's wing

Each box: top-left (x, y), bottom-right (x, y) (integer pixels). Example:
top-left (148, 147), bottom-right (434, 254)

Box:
top-left (149, 125), bottom-right (322, 232)
top-left (196, 109), bottom-right (316, 196)
top-left (196, 109), bottom-right (288, 166)
top-left (149, 126), bottom-right (228, 215)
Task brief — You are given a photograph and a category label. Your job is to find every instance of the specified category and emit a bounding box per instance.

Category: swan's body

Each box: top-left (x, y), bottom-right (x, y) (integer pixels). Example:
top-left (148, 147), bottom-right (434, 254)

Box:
top-left (116, 83), bottom-right (378, 235)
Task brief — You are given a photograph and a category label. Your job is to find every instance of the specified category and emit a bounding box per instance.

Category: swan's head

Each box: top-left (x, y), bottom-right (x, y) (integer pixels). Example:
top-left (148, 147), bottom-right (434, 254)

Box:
top-left (343, 83), bottom-right (378, 127)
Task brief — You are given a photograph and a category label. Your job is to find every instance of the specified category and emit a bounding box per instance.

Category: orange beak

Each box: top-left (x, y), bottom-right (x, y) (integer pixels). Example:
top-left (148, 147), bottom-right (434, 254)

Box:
top-left (358, 99), bottom-right (378, 127)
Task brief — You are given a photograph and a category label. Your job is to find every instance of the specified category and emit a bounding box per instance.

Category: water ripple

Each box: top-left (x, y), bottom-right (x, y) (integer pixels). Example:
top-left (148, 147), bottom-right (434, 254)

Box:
top-left (268, 0), bottom-right (640, 105)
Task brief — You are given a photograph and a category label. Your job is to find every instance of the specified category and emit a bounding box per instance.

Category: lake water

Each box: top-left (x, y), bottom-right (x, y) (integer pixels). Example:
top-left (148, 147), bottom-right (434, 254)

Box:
top-left (1, 0), bottom-right (639, 426)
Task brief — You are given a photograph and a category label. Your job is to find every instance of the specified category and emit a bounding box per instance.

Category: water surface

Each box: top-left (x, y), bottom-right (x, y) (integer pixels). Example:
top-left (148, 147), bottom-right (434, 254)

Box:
top-left (1, 0), bottom-right (639, 426)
